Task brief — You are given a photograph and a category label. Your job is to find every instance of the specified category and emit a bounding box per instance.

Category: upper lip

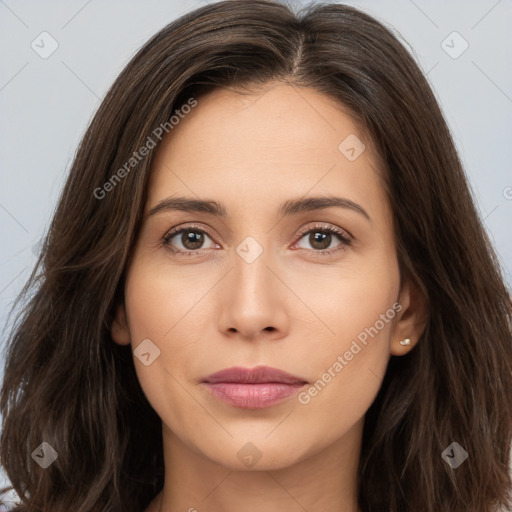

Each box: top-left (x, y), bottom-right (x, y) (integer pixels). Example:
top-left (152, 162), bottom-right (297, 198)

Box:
top-left (202, 366), bottom-right (307, 385)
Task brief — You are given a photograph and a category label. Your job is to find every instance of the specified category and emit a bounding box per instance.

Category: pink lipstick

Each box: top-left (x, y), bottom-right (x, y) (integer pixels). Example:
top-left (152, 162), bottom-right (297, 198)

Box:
top-left (201, 366), bottom-right (308, 409)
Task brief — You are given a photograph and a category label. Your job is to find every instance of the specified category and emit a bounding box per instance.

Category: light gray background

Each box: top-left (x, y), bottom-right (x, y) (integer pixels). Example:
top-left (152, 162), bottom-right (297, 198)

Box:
top-left (0, 0), bottom-right (511, 504)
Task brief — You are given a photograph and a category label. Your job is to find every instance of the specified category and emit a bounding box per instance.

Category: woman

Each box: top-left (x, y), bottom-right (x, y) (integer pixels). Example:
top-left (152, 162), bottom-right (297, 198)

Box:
top-left (1, 1), bottom-right (511, 511)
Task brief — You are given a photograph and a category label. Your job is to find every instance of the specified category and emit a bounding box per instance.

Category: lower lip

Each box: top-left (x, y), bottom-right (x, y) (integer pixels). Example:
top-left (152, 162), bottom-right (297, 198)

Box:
top-left (202, 382), bottom-right (306, 409)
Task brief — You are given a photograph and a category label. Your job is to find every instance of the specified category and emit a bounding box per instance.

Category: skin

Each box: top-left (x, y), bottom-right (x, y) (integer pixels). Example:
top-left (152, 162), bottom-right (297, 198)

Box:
top-left (112, 82), bottom-right (427, 512)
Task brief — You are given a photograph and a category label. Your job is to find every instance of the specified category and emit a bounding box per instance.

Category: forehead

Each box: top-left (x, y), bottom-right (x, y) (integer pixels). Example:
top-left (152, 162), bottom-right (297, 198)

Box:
top-left (147, 83), bottom-right (387, 220)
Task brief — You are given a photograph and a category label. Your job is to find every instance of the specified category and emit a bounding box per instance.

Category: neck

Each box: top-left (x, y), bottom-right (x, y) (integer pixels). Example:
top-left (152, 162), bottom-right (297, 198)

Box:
top-left (149, 419), bottom-right (363, 512)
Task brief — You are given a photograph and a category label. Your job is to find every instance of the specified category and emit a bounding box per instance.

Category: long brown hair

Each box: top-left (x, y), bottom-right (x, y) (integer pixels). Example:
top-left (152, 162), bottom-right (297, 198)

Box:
top-left (1, 1), bottom-right (511, 511)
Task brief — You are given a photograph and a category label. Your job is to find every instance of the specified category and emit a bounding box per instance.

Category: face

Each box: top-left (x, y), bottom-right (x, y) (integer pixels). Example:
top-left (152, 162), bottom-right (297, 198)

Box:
top-left (112, 82), bottom-right (424, 471)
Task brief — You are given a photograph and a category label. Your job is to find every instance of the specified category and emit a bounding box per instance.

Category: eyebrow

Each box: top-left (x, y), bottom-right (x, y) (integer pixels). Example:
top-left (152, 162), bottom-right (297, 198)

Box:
top-left (148, 195), bottom-right (370, 221)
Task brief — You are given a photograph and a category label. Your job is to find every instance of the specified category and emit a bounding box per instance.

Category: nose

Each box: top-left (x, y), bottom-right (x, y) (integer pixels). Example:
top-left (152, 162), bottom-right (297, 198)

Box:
top-left (217, 244), bottom-right (290, 341)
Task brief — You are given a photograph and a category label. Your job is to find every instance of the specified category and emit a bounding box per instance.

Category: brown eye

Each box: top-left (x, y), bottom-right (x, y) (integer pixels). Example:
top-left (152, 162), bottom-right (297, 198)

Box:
top-left (179, 230), bottom-right (205, 250)
top-left (293, 225), bottom-right (352, 255)
top-left (308, 231), bottom-right (333, 250)
top-left (163, 227), bottom-right (218, 254)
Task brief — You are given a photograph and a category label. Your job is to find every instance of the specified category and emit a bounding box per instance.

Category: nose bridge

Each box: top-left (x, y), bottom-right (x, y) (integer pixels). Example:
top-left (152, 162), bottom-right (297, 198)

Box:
top-left (217, 233), bottom-right (289, 338)
top-left (232, 234), bottom-right (276, 305)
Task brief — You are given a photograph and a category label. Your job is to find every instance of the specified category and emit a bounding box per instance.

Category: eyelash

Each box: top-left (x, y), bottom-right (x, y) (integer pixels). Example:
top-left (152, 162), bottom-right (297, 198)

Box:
top-left (162, 223), bottom-right (352, 257)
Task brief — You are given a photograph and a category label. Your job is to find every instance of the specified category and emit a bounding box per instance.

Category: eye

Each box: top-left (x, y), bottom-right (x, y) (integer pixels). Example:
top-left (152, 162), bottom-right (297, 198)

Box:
top-left (291, 223), bottom-right (352, 256)
top-left (162, 222), bottom-right (352, 257)
top-left (162, 224), bottom-right (219, 255)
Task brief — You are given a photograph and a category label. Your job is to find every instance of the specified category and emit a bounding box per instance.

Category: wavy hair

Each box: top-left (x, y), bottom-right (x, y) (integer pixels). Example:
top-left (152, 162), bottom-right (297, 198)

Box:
top-left (1, 1), bottom-right (511, 511)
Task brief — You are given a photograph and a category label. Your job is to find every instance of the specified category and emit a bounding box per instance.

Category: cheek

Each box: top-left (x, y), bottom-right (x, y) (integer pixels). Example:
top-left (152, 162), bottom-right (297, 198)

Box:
top-left (293, 306), bottom-right (396, 450)
top-left (124, 254), bottom-right (213, 345)
top-left (122, 255), bottom-right (222, 411)
top-left (290, 244), bottom-right (400, 355)
top-left (123, 262), bottom-right (201, 436)
top-left (291, 252), bottom-right (399, 428)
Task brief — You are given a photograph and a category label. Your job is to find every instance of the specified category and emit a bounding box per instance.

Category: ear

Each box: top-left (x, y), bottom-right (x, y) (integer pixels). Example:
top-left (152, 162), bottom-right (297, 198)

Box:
top-left (111, 302), bottom-right (131, 346)
top-left (390, 277), bottom-right (428, 356)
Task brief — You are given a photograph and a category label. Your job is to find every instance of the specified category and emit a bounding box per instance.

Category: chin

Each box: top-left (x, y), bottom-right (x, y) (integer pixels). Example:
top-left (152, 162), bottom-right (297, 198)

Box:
top-left (200, 437), bottom-right (312, 472)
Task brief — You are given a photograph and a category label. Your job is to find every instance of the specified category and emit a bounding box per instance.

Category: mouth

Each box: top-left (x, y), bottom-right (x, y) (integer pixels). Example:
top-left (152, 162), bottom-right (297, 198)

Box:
top-left (201, 365), bottom-right (308, 409)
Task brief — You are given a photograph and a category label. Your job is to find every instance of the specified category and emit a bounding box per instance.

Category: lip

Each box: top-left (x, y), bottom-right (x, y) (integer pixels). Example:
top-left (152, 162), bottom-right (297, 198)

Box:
top-left (201, 366), bottom-right (308, 409)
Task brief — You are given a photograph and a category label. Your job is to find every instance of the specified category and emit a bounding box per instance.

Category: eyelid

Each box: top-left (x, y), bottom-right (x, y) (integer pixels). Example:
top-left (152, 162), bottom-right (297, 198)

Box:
top-left (289, 222), bottom-right (352, 256)
top-left (294, 222), bottom-right (352, 243)
top-left (162, 223), bottom-right (220, 255)
top-left (163, 223), bottom-right (216, 243)
top-left (162, 221), bottom-right (352, 256)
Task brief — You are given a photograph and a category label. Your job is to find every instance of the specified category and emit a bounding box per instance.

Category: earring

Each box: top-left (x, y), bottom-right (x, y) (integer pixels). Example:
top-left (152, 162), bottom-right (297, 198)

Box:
top-left (399, 338), bottom-right (411, 346)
